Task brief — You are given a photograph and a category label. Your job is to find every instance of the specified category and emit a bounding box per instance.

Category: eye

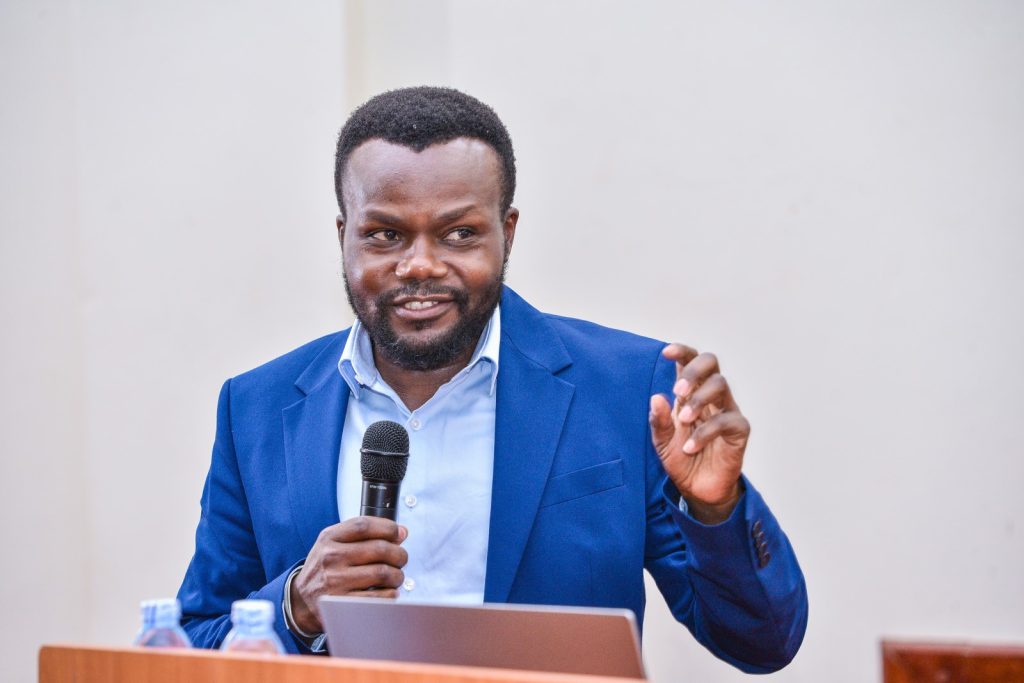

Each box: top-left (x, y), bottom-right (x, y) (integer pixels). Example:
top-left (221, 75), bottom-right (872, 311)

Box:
top-left (443, 227), bottom-right (475, 242)
top-left (368, 229), bottom-right (400, 242)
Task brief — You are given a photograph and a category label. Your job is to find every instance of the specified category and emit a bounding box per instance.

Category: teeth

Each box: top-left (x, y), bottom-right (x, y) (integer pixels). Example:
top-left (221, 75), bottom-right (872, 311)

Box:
top-left (403, 300), bottom-right (439, 310)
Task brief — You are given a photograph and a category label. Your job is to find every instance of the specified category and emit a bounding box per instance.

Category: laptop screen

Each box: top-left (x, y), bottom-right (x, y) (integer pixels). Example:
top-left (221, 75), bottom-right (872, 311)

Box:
top-left (319, 596), bottom-right (646, 679)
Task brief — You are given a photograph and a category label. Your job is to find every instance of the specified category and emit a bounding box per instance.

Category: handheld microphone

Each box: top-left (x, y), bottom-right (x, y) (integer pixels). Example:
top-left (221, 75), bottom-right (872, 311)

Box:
top-left (359, 420), bottom-right (410, 521)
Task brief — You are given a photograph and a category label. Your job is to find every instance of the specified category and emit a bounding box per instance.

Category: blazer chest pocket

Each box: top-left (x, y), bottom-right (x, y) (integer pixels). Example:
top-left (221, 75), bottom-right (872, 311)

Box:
top-left (539, 459), bottom-right (624, 508)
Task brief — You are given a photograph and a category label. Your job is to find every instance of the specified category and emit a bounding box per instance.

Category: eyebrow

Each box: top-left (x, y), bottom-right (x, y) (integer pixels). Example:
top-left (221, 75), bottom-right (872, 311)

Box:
top-left (435, 205), bottom-right (478, 224)
top-left (362, 209), bottom-right (403, 225)
top-left (362, 204), bottom-right (480, 226)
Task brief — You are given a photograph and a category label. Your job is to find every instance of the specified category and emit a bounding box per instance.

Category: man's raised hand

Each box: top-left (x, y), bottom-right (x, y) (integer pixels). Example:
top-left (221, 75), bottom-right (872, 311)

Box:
top-left (649, 343), bottom-right (750, 525)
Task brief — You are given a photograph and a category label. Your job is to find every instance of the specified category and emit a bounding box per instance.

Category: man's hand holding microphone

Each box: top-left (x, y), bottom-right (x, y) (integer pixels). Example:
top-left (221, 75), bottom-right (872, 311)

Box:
top-left (288, 420), bottom-right (410, 636)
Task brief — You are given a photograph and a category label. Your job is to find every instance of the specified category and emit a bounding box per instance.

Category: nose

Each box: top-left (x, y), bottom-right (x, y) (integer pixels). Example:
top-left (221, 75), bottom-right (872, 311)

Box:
top-left (395, 237), bottom-right (448, 280)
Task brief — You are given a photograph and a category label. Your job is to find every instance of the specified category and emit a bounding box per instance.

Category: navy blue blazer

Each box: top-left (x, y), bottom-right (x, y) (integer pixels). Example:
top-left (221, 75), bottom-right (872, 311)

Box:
top-left (177, 287), bottom-right (807, 673)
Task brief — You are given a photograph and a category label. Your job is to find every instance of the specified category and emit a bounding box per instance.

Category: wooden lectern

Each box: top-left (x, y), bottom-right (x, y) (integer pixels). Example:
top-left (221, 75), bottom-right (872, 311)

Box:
top-left (882, 640), bottom-right (1024, 683)
top-left (39, 644), bottom-right (643, 683)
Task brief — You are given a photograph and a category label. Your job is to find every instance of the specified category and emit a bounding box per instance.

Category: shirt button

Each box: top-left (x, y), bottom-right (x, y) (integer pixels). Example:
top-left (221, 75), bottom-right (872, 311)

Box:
top-left (403, 578), bottom-right (416, 591)
top-left (404, 494), bottom-right (418, 508)
top-left (410, 418), bottom-right (421, 430)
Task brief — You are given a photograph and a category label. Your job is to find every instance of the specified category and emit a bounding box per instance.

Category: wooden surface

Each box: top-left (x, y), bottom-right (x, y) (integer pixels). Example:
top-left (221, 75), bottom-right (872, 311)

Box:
top-left (39, 644), bottom-right (644, 683)
top-left (882, 640), bottom-right (1024, 683)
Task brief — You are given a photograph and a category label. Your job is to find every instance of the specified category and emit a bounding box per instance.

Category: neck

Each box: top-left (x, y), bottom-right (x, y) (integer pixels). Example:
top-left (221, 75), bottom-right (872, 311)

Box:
top-left (373, 345), bottom-right (477, 411)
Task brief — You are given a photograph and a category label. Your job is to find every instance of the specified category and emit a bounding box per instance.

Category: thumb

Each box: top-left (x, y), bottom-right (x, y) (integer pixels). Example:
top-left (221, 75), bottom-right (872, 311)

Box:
top-left (649, 394), bottom-right (675, 450)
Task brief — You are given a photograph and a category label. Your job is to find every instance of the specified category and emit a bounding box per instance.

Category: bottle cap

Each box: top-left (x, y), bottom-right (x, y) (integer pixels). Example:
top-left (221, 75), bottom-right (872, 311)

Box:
top-left (230, 599), bottom-right (276, 630)
top-left (141, 598), bottom-right (182, 628)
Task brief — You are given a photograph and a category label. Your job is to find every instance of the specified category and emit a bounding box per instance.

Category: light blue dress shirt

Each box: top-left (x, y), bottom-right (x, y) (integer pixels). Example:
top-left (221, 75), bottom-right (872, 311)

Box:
top-left (336, 307), bottom-right (500, 603)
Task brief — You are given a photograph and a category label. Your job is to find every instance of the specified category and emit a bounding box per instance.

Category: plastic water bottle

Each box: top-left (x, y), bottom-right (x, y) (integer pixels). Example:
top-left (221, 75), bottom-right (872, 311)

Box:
top-left (134, 598), bottom-right (192, 648)
top-left (220, 599), bottom-right (285, 654)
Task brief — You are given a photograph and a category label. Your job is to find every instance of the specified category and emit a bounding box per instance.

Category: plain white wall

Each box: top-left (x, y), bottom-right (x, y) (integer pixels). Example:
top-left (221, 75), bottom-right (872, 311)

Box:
top-left (0, 3), bottom-right (92, 680)
top-left (68, 0), bottom-right (350, 645)
top-left (2, 1), bottom-right (1022, 682)
top-left (1, 0), bottom-right (349, 680)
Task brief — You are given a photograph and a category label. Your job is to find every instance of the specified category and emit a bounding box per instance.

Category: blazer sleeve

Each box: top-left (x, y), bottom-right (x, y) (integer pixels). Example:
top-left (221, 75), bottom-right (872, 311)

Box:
top-left (642, 355), bottom-right (808, 673)
top-left (175, 379), bottom-right (311, 653)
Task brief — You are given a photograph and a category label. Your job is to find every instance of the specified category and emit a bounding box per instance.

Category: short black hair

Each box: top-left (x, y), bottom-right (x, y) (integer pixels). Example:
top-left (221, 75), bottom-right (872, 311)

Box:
top-left (334, 86), bottom-right (516, 218)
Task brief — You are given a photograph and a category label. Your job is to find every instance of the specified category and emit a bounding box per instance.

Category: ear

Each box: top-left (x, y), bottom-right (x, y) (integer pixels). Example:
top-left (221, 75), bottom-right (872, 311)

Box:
top-left (336, 214), bottom-right (345, 250)
top-left (502, 207), bottom-right (519, 258)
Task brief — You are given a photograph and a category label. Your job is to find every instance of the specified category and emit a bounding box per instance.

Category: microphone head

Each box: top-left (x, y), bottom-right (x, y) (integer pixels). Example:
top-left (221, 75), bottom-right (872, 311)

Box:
top-left (360, 420), bottom-right (410, 483)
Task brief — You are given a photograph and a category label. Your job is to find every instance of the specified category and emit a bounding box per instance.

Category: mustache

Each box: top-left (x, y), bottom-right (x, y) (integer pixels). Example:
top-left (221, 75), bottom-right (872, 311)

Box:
top-left (377, 284), bottom-right (470, 306)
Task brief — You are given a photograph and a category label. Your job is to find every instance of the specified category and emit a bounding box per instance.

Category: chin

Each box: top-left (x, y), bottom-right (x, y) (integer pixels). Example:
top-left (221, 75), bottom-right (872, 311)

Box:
top-left (401, 330), bottom-right (449, 349)
top-left (409, 319), bottom-right (443, 333)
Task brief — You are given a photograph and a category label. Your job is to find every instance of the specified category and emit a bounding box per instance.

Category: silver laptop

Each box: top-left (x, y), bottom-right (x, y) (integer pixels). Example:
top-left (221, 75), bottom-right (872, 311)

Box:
top-left (319, 596), bottom-right (646, 679)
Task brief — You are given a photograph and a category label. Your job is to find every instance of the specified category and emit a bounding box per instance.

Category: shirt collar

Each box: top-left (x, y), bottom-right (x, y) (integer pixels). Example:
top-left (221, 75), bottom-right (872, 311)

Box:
top-left (338, 304), bottom-right (502, 398)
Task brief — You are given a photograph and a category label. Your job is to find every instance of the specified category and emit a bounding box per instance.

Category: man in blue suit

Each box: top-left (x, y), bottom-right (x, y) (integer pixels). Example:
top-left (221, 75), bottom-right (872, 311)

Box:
top-left (177, 87), bottom-right (808, 673)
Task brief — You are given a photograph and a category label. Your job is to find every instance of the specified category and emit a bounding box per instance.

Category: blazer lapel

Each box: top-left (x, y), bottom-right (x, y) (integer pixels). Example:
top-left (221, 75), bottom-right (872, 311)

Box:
top-left (485, 289), bottom-right (574, 603)
top-left (283, 333), bottom-right (349, 551)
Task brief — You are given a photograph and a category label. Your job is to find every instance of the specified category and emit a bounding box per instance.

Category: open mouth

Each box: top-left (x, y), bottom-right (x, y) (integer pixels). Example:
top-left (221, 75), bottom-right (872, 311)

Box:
top-left (390, 295), bottom-right (456, 322)
top-left (401, 300), bottom-right (442, 311)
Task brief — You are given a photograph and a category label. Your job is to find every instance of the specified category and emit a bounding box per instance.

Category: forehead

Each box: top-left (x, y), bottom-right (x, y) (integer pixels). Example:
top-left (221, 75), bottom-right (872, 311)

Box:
top-left (343, 138), bottom-right (504, 217)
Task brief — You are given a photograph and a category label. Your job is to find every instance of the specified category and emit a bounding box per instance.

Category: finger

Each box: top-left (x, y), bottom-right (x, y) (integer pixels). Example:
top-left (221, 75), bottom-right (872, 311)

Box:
top-left (331, 538), bottom-right (409, 568)
top-left (663, 344), bottom-right (699, 390)
top-left (321, 516), bottom-right (403, 544)
top-left (353, 588), bottom-right (399, 599)
top-left (336, 563), bottom-right (405, 591)
top-left (678, 374), bottom-right (731, 424)
top-left (649, 394), bottom-right (675, 450)
top-left (673, 352), bottom-right (720, 399)
top-left (683, 412), bottom-right (751, 454)
top-left (662, 343), bottom-right (699, 365)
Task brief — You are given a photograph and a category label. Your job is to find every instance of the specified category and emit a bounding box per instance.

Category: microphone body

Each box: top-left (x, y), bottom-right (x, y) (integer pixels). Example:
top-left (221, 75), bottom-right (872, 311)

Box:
top-left (361, 479), bottom-right (401, 520)
top-left (359, 420), bottom-right (410, 521)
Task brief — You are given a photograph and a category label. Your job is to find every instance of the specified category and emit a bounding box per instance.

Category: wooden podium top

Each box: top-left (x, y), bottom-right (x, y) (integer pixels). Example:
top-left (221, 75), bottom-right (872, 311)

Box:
top-left (39, 644), bottom-right (644, 683)
top-left (882, 640), bottom-right (1024, 683)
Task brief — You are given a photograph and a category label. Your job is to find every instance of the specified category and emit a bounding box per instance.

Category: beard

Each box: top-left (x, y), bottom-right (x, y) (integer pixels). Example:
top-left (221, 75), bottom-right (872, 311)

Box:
top-left (343, 269), bottom-right (504, 372)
